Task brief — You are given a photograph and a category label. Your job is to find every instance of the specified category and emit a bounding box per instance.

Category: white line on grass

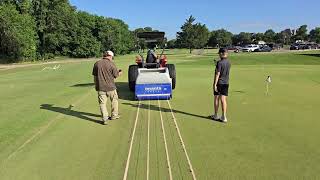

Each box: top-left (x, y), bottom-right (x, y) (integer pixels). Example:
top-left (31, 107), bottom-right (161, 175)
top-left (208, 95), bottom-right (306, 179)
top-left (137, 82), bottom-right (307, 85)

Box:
top-left (42, 64), bottom-right (61, 71)
top-left (167, 100), bottom-right (197, 180)
top-left (147, 101), bottom-right (150, 180)
top-left (158, 100), bottom-right (173, 180)
top-left (123, 101), bottom-right (141, 180)
top-left (4, 89), bottom-right (94, 162)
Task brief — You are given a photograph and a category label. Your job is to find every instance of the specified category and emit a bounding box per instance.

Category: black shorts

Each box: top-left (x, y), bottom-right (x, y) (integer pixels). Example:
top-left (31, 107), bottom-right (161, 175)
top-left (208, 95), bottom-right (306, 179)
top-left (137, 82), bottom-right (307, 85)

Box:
top-left (214, 84), bottom-right (229, 96)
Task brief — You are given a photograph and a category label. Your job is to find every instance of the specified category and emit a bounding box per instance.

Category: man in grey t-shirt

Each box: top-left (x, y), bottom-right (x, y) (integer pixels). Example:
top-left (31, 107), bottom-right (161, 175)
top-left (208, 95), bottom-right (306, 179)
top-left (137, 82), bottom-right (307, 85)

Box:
top-left (211, 48), bottom-right (231, 123)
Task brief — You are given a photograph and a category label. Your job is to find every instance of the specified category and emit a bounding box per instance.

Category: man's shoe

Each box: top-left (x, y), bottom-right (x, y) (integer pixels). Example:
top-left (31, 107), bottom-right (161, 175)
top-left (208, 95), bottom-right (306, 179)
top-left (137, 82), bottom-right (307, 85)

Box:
top-left (110, 115), bottom-right (120, 120)
top-left (220, 116), bottom-right (228, 123)
top-left (210, 114), bottom-right (220, 120)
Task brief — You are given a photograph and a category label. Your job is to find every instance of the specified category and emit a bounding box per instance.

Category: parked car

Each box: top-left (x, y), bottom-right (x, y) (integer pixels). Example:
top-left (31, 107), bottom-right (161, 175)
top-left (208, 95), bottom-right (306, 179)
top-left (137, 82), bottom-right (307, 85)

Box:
top-left (267, 43), bottom-right (282, 50)
top-left (225, 45), bottom-right (242, 53)
top-left (254, 46), bottom-right (272, 52)
top-left (290, 43), bottom-right (305, 50)
top-left (242, 44), bottom-right (259, 52)
top-left (290, 42), bottom-right (318, 50)
top-left (305, 43), bottom-right (318, 49)
top-left (234, 47), bottom-right (242, 53)
top-left (290, 44), bottom-right (300, 50)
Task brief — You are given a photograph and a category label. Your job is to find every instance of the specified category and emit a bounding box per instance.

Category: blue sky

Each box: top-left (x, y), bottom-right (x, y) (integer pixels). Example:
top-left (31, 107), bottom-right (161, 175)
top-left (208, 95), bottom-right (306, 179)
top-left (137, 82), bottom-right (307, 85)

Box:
top-left (70, 0), bottom-right (319, 39)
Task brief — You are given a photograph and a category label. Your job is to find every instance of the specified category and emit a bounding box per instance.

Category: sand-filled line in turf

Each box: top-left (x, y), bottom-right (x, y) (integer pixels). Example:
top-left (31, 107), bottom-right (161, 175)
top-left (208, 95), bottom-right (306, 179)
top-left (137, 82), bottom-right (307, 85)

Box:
top-left (147, 101), bottom-right (150, 180)
top-left (123, 101), bottom-right (141, 180)
top-left (3, 89), bottom-right (94, 163)
top-left (158, 100), bottom-right (173, 180)
top-left (167, 100), bottom-right (197, 180)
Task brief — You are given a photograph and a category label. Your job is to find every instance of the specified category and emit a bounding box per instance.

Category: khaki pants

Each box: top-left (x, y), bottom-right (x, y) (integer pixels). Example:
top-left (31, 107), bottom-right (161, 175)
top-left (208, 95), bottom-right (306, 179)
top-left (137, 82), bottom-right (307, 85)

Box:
top-left (98, 90), bottom-right (119, 121)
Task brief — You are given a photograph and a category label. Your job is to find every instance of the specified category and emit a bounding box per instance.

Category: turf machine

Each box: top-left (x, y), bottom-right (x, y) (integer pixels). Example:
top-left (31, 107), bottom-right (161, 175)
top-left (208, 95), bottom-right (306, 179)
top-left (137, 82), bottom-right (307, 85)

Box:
top-left (128, 32), bottom-right (176, 100)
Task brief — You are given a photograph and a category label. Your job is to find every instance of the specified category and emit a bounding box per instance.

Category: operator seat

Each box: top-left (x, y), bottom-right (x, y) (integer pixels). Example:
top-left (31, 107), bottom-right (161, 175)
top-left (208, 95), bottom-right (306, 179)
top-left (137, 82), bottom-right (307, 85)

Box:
top-left (146, 50), bottom-right (157, 63)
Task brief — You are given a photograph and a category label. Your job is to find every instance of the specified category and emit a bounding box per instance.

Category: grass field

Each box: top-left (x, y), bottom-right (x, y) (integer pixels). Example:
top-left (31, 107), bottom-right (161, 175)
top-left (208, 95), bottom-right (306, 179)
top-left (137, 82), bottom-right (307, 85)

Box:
top-left (1, 49), bottom-right (320, 180)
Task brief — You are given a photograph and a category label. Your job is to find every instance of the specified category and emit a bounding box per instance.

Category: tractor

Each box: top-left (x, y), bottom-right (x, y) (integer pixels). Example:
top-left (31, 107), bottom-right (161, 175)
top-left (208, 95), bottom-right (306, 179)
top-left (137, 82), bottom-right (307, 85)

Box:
top-left (128, 32), bottom-right (176, 100)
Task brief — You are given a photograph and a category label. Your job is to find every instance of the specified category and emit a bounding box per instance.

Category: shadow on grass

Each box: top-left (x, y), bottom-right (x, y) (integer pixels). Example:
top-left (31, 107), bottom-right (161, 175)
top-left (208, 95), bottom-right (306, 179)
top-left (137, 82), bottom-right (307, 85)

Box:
top-left (40, 104), bottom-right (102, 124)
top-left (311, 79), bottom-right (320, 85)
top-left (298, 53), bottom-right (320, 58)
top-left (71, 82), bottom-right (135, 101)
top-left (123, 102), bottom-right (211, 120)
top-left (72, 83), bottom-right (94, 87)
top-left (232, 90), bottom-right (246, 94)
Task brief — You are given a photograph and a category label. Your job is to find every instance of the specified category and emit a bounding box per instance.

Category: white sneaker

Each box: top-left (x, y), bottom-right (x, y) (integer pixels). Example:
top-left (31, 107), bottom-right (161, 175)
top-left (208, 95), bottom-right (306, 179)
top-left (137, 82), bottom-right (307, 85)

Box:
top-left (220, 116), bottom-right (228, 123)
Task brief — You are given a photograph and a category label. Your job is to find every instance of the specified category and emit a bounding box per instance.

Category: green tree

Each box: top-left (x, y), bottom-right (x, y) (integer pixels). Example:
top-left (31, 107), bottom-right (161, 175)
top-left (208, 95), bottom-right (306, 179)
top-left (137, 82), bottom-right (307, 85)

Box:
top-left (208, 29), bottom-right (233, 47)
top-left (167, 39), bottom-right (176, 49)
top-left (309, 27), bottom-right (320, 43)
top-left (69, 12), bottom-right (101, 58)
top-left (31, 0), bottom-right (48, 57)
top-left (19, 0), bottom-right (31, 14)
top-left (31, 0), bottom-right (78, 57)
top-left (0, 4), bottom-right (37, 62)
top-left (280, 29), bottom-right (293, 45)
top-left (274, 33), bottom-right (284, 44)
top-left (177, 15), bottom-right (195, 52)
top-left (177, 15), bottom-right (209, 53)
top-left (69, 28), bottom-right (101, 58)
top-left (193, 23), bottom-right (209, 49)
top-left (96, 17), bottom-right (134, 55)
top-left (252, 33), bottom-right (264, 42)
top-left (294, 25), bottom-right (308, 41)
top-left (0, 0), bottom-right (31, 14)
top-left (1, 0), bottom-right (136, 62)
top-left (232, 32), bottom-right (252, 45)
top-left (264, 29), bottom-right (276, 43)
top-left (133, 28), bottom-right (146, 51)
top-left (45, 0), bottom-right (78, 55)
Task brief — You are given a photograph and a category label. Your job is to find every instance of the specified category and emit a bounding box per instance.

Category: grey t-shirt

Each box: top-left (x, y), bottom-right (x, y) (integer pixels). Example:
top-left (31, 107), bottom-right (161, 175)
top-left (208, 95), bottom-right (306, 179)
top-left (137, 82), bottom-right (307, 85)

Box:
top-left (215, 59), bottom-right (231, 84)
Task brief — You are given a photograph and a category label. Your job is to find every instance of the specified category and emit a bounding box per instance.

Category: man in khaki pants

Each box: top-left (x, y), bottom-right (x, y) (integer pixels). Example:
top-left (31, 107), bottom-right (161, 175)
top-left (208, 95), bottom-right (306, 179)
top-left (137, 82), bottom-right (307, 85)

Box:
top-left (92, 51), bottom-right (122, 125)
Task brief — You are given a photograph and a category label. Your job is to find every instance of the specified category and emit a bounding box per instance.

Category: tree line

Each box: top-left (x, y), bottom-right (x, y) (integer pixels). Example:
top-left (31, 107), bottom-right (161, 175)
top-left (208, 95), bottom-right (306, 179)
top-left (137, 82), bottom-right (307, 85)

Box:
top-left (0, 0), bottom-right (136, 62)
top-left (170, 16), bottom-right (320, 53)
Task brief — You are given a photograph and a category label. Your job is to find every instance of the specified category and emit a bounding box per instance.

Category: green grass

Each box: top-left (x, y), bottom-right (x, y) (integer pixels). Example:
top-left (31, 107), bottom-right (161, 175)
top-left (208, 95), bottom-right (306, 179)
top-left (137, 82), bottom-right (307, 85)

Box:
top-left (1, 50), bottom-right (320, 180)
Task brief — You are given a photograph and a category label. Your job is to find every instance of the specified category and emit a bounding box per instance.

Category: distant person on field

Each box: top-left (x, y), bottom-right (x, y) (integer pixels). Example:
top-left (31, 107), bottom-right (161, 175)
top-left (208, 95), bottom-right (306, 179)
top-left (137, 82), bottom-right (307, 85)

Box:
top-left (210, 48), bottom-right (231, 123)
top-left (92, 51), bottom-right (122, 125)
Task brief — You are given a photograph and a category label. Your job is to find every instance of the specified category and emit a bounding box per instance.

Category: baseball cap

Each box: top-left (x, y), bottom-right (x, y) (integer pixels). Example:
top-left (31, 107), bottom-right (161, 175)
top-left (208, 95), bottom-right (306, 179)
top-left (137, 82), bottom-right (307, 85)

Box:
top-left (104, 50), bottom-right (114, 58)
top-left (106, 50), bottom-right (114, 57)
top-left (218, 48), bottom-right (228, 54)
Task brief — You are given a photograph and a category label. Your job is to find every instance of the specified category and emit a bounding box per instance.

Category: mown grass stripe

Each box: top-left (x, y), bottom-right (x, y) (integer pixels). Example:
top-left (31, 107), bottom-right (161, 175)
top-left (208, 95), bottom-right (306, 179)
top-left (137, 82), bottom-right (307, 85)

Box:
top-left (4, 89), bottom-right (94, 162)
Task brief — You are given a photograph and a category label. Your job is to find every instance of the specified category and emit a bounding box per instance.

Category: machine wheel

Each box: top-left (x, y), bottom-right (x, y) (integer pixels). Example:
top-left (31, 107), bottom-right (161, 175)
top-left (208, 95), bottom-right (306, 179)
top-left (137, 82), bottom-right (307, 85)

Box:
top-left (128, 65), bottom-right (139, 92)
top-left (166, 64), bottom-right (176, 89)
